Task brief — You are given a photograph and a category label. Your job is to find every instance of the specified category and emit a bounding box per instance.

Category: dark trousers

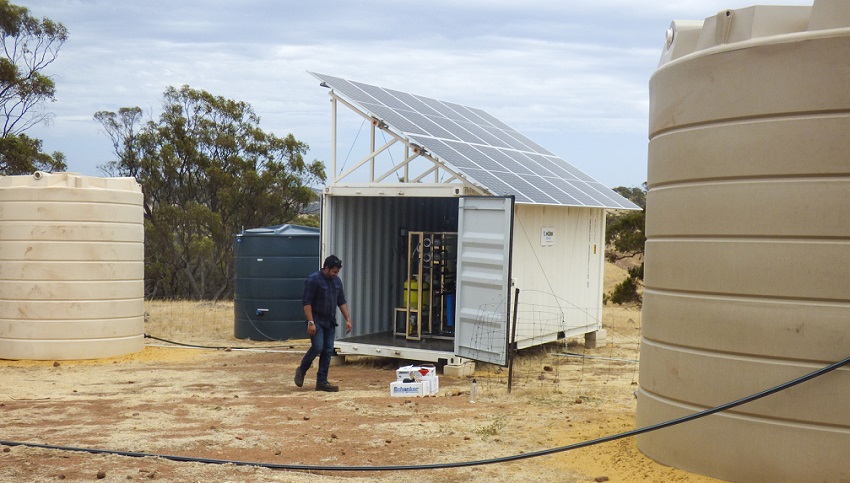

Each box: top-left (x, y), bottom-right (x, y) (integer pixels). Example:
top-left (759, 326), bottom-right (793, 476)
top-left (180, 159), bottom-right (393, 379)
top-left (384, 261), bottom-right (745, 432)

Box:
top-left (298, 324), bottom-right (335, 384)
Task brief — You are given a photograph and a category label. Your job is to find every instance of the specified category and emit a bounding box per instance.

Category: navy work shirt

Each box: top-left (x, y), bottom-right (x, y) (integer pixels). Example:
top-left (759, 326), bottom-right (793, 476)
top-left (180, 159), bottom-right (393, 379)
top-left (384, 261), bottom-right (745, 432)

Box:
top-left (302, 270), bottom-right (346, 328)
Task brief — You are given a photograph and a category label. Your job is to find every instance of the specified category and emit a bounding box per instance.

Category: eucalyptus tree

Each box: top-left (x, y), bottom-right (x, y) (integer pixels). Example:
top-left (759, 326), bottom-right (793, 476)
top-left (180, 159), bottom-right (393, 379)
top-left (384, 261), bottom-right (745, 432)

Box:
top-left (0, 0), bottom-right (68, 174)
top-left (96, 86), bottom-right (325, 299)
top-left (605, 183), bottom-right (646, 305)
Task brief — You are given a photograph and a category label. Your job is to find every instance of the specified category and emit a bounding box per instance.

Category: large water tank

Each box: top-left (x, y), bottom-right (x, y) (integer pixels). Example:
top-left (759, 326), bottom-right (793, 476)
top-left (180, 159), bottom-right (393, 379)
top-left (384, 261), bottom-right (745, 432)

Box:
top-left (637, 2), bottom-right (850, 481)
top-left (0, 172), bottom-right (145, 360)
top-left (234, 224), bottom-right (319, 340)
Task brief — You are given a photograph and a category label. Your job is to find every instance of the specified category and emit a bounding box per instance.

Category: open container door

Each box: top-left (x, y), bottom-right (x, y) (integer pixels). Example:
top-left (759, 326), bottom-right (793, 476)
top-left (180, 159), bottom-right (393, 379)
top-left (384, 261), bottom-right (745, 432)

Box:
top-left (454, 196), bottom-right (515, 366)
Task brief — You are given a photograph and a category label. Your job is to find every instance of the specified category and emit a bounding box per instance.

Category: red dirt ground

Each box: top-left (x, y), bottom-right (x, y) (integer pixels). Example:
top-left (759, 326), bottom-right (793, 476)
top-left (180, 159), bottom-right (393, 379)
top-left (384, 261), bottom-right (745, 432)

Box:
top-left (0, 339), bottom-right (721, 482)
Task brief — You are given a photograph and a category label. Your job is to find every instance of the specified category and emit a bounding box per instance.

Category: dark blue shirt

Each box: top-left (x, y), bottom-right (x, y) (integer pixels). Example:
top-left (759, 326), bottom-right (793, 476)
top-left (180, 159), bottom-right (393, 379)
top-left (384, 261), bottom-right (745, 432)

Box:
top-left (302, 270), bottom-right (346, 328)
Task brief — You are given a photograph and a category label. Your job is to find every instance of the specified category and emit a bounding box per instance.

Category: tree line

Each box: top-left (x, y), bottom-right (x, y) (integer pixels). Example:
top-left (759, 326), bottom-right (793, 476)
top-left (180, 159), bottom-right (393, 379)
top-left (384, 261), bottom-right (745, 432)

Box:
top-left (95, 87), bottom-right (325, 300)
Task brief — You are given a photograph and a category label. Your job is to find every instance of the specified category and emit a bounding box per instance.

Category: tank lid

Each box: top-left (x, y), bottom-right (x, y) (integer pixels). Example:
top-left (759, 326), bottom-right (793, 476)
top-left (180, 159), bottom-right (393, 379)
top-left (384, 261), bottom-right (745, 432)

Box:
top-left (0, 171), bottom-right (141, 192)
top-left (658, 1), bottom-right (848, 67)
top-left (239, 224), bottom-right (320, 237)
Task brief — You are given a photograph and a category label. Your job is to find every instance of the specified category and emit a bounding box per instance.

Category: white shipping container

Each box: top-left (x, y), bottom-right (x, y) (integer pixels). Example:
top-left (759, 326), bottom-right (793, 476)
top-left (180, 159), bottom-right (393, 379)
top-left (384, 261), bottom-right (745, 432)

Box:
top-left (322, 186), bottom-right (609, 367)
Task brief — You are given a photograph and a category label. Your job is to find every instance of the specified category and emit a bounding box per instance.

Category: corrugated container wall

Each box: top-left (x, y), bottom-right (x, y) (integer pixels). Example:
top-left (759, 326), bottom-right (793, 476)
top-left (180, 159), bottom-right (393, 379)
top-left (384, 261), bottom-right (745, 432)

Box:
top-left (0, 172), bottom-right (145, 360)
top-left (637, 2), bottom-right (850, 481)
top-left (511, 204), bottom-right (604, 346)
top-left (323, 195), bottom-right (460, 338)
top-left (233, 224), bottom-right (319, 340)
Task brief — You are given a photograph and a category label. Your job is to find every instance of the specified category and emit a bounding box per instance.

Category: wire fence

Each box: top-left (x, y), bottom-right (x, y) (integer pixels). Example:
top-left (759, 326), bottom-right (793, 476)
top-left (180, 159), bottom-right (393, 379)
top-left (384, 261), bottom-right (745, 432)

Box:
top-left (461, 296), bottom-right (641, 402)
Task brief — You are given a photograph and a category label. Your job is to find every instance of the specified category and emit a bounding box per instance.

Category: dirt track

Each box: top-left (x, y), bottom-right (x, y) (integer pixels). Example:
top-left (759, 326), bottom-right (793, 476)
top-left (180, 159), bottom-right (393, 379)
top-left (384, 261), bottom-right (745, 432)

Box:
top-left (0, 311), bottom-right (722, 482)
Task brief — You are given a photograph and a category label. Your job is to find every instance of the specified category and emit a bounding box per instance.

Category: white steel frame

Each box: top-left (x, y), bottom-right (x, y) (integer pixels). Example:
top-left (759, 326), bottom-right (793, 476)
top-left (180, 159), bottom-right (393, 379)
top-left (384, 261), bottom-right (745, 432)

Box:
top-left (326, 90), bottom-right (487, 193)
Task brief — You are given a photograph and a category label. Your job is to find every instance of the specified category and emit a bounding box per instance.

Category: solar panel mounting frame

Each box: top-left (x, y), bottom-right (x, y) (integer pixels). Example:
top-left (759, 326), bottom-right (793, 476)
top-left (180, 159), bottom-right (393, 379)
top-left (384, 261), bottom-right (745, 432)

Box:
top-left (311, 72), bottom-right (640, 211)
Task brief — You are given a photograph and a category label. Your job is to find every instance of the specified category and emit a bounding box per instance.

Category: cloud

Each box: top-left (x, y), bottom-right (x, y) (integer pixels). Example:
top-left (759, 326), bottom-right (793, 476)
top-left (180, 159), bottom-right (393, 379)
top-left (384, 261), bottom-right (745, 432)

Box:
top-left (21, 0), bottom-right (812, 187)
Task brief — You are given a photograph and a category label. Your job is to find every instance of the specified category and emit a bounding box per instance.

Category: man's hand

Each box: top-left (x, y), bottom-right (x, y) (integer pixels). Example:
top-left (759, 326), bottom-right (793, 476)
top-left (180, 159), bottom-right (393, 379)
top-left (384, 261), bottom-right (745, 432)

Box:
top-left (307, 324), bottom-right (317, 337)
top-left (345, 319), bottom-right (352, 334)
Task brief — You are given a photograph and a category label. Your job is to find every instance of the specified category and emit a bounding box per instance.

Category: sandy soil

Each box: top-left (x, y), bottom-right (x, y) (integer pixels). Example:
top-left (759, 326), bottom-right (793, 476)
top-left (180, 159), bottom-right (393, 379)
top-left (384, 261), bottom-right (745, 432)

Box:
top-left (0, 298), bottom-right (723, 482)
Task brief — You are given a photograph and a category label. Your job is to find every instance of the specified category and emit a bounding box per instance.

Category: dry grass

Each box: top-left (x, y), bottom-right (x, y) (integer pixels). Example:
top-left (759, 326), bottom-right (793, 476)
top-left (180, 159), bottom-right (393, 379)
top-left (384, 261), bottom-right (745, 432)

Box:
top-left (144, 300), bottom-right (236, 342)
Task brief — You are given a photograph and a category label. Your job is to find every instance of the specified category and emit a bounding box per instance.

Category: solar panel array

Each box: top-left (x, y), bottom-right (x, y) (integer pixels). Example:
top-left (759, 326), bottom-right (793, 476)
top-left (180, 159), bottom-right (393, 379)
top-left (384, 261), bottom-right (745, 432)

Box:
top-left (311, 72), bottom-right (640, 210)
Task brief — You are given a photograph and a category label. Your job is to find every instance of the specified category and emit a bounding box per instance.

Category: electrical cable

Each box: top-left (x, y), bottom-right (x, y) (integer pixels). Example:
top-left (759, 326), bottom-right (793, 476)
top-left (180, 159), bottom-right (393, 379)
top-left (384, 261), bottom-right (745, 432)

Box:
top-left (241, 305), bottom-right (296, 342)
top-left (3, 354), bottom-right (848, 472)
top-left (338, 118), bottom-right (365, 176)
top-left (378, 129), bottom-right (406, 182)
top-left (143, 334), bottom-right (305, 352)
top-left (148, 301), bottom-right (317, 349)
top-left (144, 334), bottom-right (231, 350)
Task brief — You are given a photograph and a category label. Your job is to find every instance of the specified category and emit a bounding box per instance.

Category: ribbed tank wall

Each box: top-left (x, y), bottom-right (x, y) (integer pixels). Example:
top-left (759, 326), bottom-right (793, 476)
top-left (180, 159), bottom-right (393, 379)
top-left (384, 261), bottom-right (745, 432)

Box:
top-left (637, 3), bottom-right (850, 482)
top-left (233, 225), bottom-right (319, 341)
top-left (0, 172), bottom-right (145, 360)
top-left (326, 196), bottom-right (459, 338)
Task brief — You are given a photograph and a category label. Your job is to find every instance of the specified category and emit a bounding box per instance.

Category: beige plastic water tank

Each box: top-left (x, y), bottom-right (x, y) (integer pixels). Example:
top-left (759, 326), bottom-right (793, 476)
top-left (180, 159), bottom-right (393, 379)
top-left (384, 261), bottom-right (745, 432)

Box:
top-left (0, 172), bottom-right (145, 360)
top-left (637, 1), bottom-right (850, 481)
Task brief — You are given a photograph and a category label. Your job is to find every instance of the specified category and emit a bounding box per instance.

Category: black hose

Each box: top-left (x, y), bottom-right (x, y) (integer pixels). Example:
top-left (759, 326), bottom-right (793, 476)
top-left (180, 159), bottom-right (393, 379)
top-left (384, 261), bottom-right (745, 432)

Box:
top-left (2, 354), bottom-right (848, 472)
top-left (144, 334), bottom-right (304, 351)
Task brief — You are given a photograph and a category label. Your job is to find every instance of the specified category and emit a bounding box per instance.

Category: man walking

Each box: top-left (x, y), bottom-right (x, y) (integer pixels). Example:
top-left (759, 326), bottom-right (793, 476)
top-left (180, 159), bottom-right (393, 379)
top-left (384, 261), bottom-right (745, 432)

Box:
top-left (295, 255), bottom-right (352, 392)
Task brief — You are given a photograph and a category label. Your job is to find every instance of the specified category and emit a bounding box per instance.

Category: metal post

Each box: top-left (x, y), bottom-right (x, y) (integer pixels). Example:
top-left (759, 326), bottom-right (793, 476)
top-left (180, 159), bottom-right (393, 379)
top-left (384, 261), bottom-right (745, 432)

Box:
top-left (404, 143), bottom-right (410, 182)
top-left (507, 288), bottom-right (520, 394)
top-left (370, 119), bottom-right (376, 182)
top-left (331, 96), bottom-right (338, 182)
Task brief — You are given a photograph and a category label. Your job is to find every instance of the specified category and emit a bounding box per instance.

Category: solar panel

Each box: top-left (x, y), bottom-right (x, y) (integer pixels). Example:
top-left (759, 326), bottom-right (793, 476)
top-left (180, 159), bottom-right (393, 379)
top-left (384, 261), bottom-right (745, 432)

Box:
top-left (476, 146), bottom-right (535, 175)
top-left (311, 72), bottom-right (641, 210)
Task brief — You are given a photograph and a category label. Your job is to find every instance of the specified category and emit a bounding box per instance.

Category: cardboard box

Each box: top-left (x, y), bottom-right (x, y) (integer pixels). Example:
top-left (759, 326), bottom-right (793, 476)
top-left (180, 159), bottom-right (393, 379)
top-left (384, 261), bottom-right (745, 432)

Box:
top-left (396, 364), bottom-right (437, 381)
top-left (427, 375), bottom-right (439, 394)
top-left (390, 380), bottom-right (431, 397)
top-left (396, 364), bottom-right (439, 395)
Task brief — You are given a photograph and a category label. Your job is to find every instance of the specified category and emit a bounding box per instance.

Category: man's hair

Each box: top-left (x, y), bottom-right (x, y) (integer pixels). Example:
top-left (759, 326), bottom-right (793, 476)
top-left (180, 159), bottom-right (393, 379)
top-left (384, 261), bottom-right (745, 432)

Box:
top-left (323, 255), bottom-right (342, 269)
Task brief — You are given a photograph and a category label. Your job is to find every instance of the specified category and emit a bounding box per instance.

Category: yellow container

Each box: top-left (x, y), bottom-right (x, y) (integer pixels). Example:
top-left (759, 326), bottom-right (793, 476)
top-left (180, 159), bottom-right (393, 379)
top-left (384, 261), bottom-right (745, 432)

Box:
top-left (403, 279), bottom-right (430, 307)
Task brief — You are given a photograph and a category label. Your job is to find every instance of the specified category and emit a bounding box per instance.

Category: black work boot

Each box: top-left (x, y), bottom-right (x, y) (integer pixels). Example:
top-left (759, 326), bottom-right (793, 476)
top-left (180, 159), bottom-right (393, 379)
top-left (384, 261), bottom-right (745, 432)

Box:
top-left (315, 381), bottom-right (339, 392)
top-left (294, 367), bottom-right (305, 387)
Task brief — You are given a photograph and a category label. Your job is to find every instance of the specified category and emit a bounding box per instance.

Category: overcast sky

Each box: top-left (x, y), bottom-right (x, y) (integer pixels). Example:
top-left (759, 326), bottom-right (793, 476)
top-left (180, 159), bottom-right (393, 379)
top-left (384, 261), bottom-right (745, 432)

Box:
top-left (22, 0), bottom-right (808, 189)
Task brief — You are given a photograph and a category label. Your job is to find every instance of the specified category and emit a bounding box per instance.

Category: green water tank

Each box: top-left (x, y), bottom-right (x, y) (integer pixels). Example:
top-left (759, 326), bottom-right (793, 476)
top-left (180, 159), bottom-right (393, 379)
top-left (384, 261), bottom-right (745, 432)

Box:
top-left (233, 224), bottom-right (320, 340)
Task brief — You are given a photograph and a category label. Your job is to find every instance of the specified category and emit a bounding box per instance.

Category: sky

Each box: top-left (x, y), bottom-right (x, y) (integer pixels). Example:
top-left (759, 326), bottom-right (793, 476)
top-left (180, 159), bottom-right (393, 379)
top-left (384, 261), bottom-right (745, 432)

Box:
top-left (21, 0), bottom-right (808, 190)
